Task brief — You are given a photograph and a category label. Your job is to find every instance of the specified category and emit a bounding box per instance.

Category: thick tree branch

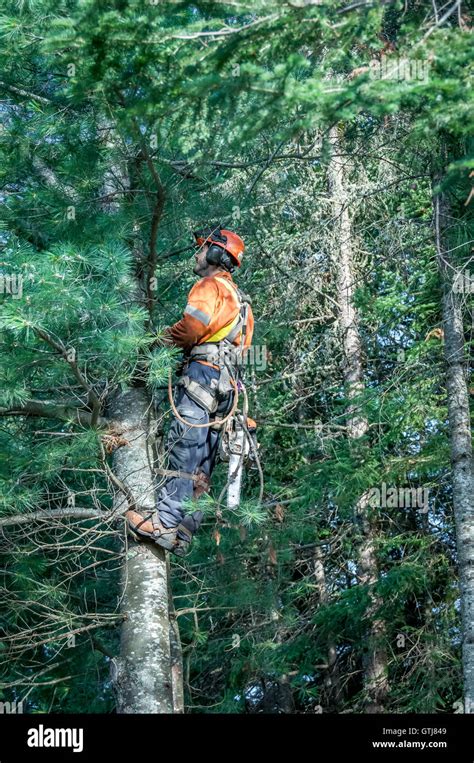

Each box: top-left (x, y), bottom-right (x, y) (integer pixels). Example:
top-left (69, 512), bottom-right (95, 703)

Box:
top-left (32, 157), bottom-right (79, 201)
top-left (0, 399), bottom-right (108, 428)
top-left (7, 618), bottom-right (126, 652)
top-left (167, 14), bottom-right (280, 40)
top-left (0, 80), bottom-right (52, 105)
top-left (0, 508), bottom-right (115, 528)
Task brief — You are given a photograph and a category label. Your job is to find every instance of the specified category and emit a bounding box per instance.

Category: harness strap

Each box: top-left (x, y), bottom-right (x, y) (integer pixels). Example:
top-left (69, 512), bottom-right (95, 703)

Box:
top-left (178, 375), bottom-right (219, 412)
top-left (210, 277), bottom-right (249, 347)
top-left (189, 341), bottom-right (236, 363)
top-left (156, 467), bottom-right (209, 485)
top-left (225, 315), bottom-right (244, 344)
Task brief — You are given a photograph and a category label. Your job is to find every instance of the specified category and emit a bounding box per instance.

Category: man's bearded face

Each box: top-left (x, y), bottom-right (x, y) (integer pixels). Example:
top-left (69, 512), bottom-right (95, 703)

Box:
top-left (193, 243), bottom-right (211, 275)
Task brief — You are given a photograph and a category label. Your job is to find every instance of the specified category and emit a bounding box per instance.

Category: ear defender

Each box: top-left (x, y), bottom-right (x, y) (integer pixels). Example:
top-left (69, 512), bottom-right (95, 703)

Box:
top-left (193, 224), bottom-right (244, 272)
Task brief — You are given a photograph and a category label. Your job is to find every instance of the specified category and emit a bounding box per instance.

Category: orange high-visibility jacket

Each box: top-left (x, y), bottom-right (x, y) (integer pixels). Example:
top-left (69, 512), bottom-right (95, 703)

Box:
top-left (164, 270), bottom-right (254, 362)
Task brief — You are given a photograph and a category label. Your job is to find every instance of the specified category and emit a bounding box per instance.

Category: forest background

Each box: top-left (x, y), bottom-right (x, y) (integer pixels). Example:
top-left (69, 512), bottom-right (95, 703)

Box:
top-left (0, 0), bottom-right (472, 715)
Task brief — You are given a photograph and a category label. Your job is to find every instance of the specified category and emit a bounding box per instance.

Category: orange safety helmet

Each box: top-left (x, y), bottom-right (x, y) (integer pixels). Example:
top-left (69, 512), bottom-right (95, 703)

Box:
top-left (194, 225), bottom-right (244, 268)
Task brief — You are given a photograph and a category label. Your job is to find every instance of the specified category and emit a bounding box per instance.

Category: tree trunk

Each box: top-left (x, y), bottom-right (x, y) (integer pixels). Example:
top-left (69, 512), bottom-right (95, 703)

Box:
top-left (98, 121), bottom-right (183, 713)
top-left (108, 383), bottom-right (179, 713)
top-left (328, 125), bottom-right (388, 713)
top-left (167, 555), bottom-right (185, 713)
top-left (434, 166), bottom-right (474, 713)
top-left (108, 388), bottom-right (173, 713)
top-left (314, 545), bottom-right (341, 707)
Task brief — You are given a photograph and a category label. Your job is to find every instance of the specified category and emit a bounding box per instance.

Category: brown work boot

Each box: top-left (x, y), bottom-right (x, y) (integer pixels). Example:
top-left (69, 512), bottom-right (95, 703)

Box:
top-left (173, 510), bottom-right (204, 557)
top-left (125, 509), bottom-right (179, 552)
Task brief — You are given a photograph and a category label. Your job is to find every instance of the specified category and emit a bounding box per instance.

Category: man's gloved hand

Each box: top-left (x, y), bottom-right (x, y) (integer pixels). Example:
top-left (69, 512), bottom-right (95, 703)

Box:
top-left (175, 357), bottom-right (187, 377)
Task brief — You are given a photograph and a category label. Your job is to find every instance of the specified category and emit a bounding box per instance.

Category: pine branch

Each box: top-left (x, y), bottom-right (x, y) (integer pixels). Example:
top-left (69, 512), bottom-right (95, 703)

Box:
top-left (167, 14), bottom-right (280, 40)
top-left (133, 129), bottom-right (166, 327)
top-left (0, 508), bottom-right (113, 528)
top-left (32, 326), bottom-right (102, 426)
top-left (0, 399), bottom-right (108, 428)
top-left (0, 80), bottom-right (52, 105)
top-left (32, 157), bottom-right (79, 202)
top-left (6, 617), bottom-right (126, 652)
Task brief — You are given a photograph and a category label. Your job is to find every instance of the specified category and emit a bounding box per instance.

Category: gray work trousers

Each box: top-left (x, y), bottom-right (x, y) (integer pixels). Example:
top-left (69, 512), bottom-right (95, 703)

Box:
top-left (157, 360), bottom-right (232, 530)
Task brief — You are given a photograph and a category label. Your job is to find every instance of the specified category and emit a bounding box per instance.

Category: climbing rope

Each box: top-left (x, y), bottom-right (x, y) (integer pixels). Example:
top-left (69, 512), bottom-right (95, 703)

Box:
top-left (165, 367), bottom-right (264, 509)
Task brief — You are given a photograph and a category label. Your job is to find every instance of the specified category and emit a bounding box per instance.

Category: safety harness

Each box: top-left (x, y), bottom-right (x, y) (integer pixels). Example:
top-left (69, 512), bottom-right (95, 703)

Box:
top-left (177, 276), bottom-right (252, 415)
top-left (161, 276), bottom-right (260, 524)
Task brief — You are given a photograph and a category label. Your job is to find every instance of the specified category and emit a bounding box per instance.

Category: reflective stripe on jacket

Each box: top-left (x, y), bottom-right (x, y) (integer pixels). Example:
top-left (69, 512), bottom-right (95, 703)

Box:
top-left (165, 270), bottom-right (254, 353)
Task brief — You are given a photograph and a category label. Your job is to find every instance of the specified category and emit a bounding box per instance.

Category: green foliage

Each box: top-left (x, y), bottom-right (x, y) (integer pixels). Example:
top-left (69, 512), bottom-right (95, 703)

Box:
top-left (0, 0), bottom-right (471, 715)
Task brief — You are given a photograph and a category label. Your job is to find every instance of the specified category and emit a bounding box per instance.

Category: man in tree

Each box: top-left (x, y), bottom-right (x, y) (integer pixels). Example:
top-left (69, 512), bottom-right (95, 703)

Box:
top-left (126, 225), bottom-right (254, 556)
